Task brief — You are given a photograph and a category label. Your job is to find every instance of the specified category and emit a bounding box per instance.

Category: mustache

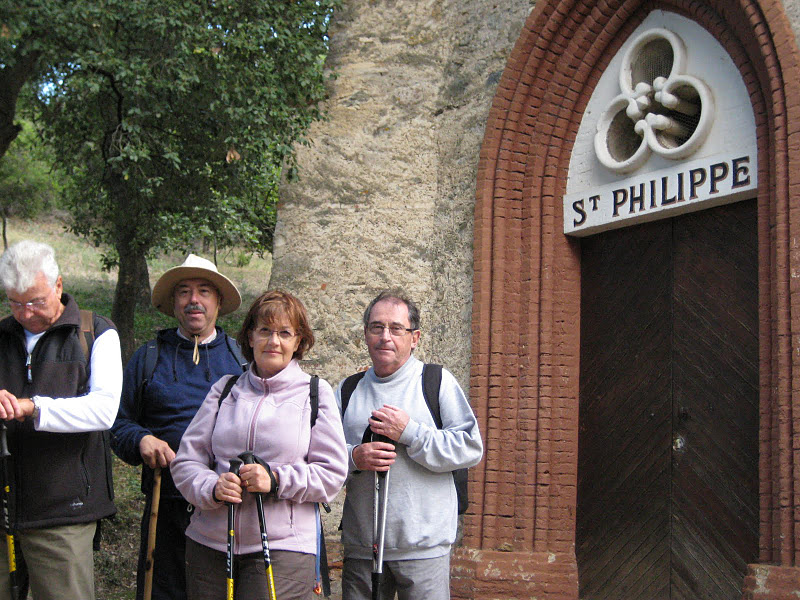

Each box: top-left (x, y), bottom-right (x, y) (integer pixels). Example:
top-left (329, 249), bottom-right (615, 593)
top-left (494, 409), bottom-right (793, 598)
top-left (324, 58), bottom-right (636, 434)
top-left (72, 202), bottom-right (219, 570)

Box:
top-left (184, 303), bottom-right (207, 315)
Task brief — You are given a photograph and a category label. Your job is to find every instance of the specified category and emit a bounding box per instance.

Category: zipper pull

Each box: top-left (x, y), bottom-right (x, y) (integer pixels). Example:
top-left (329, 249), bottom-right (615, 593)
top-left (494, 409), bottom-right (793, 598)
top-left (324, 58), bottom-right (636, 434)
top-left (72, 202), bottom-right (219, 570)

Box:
top-left (26, 353), bottom-right (32, 383)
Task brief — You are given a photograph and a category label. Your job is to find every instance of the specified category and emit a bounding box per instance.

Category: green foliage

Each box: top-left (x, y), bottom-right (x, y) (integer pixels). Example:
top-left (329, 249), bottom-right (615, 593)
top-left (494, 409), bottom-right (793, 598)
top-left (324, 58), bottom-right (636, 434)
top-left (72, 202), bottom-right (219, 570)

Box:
top-left (6, 0), bottom-right (336, 263)
top-left (0, 120), bottom-right (59, 230)
top-left (2, 0), bottom-right (338, 351)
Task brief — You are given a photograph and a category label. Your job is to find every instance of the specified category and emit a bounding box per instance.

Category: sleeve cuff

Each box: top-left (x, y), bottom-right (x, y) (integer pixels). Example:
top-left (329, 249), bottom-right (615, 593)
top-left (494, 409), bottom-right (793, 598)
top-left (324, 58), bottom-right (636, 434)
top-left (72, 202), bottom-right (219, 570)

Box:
top-left (398, 419), bottom-right (420, 446)
top-left (348, 445), bottom-right (361, 474)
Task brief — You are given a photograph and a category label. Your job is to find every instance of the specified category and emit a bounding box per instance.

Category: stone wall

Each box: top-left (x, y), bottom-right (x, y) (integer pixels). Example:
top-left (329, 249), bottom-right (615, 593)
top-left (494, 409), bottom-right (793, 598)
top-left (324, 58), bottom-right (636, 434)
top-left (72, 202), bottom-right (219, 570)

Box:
top-left (270, 0), bottom-right (533, 390)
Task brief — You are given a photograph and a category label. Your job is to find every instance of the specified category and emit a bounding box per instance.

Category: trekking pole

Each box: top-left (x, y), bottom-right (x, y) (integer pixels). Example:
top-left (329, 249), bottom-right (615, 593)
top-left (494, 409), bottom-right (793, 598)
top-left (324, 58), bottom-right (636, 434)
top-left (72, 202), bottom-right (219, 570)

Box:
top-left (238, 452), bottom-right (277, 600)
top-left (227, 459), bottom-right (243, 600)
top-left (142, 466), bottom-right (162, 600)
top-left (0, 423), bottom-right (19, 600)
top-left (362, 425), bottom-right (396, 600)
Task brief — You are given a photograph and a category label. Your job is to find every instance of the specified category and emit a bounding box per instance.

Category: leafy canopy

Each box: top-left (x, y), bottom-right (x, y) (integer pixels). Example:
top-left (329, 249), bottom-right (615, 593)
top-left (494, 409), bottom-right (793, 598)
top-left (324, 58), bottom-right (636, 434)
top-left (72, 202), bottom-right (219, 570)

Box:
top-left (3, 0), bottom-right (337, 264)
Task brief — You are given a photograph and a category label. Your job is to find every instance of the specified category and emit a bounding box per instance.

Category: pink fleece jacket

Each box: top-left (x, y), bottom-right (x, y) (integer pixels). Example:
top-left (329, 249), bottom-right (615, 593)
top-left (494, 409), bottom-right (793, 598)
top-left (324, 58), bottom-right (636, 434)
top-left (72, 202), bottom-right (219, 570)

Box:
top-left (171, 359), bottom-right (347, 555)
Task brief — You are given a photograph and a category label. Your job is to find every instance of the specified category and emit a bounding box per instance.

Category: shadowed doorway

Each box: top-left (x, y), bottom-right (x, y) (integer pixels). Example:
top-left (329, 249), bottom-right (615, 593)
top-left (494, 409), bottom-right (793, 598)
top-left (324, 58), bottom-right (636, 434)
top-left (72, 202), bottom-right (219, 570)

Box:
top-left (576, 199), bottom-right (759, 599)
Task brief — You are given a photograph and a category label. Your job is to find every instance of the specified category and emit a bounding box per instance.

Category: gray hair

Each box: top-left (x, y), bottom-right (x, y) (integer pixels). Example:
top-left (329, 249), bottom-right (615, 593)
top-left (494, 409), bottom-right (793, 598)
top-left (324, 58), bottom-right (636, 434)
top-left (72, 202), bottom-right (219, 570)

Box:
top-left (0, 240), bottom-right (60, 293)
top-left (362, 289), bottom-right (421, 330)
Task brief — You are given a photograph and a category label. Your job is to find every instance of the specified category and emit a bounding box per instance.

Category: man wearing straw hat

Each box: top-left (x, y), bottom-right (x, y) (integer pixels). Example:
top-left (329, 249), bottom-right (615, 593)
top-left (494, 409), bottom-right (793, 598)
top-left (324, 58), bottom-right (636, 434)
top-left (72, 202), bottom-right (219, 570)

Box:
top-left (111, 255), bottom-right (247, 600)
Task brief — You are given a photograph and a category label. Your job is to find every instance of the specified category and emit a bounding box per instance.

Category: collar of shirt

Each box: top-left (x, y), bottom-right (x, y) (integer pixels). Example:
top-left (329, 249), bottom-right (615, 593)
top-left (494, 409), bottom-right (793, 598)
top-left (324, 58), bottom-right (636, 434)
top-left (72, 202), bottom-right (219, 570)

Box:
top-left (176, 329), bottom-right (218, 345)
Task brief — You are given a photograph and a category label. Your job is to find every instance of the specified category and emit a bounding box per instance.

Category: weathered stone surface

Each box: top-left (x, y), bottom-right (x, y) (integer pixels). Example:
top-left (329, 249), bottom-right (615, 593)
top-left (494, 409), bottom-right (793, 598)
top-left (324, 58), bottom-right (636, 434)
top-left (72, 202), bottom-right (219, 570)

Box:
top-left (271, 0), bottom-right (533, 390)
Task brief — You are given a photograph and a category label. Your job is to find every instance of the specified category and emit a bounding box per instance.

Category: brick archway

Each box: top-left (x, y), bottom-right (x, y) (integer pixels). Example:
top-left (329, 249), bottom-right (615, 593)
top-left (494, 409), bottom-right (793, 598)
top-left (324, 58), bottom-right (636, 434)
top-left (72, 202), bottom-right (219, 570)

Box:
top-left (457, 1), bottom-right (800, 598)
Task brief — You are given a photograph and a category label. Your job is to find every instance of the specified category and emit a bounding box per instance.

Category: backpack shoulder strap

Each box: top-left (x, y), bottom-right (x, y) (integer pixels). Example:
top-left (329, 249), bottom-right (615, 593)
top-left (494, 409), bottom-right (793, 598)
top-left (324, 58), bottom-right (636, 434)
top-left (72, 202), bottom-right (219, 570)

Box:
top-left (309, 375), bottom-right (319, 428)
top-left (421, 363), bottom-right (443, 428)
top-left (134, 339), bottom-right (160, 422)
top-left (143, 339), bottom-right (160, 382)
top-left (421, 363), bottom-right (469, 514)
top-left (78, 310), bottom-right (95, 362)
top-left (340, 371), bottom-right (367, 417)
top-left (225, 335), bottom-right (248, 371)
top-left (217, 373), bottom-right (241, 407)
top-left (210, 374), bottom-right (241, 435)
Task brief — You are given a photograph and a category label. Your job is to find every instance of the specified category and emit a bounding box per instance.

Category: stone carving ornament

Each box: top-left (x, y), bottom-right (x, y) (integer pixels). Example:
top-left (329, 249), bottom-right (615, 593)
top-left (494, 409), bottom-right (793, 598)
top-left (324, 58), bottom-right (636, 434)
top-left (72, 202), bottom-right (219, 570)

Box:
top-left (594, 28), bottom-right (715, 173)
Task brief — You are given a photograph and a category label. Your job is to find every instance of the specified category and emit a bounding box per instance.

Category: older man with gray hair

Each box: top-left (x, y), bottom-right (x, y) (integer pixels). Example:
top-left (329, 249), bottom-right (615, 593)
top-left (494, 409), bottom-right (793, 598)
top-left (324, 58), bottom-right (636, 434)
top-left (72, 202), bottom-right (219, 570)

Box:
top-left (0, 240), bottom-right (122, 600)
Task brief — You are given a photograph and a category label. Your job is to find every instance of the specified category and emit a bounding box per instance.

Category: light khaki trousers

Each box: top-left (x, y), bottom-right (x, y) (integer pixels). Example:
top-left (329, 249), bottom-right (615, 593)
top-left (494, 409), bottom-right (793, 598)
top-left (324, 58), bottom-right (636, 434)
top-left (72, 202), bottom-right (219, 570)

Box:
top-left (0, 522), bottom-right (96, 600)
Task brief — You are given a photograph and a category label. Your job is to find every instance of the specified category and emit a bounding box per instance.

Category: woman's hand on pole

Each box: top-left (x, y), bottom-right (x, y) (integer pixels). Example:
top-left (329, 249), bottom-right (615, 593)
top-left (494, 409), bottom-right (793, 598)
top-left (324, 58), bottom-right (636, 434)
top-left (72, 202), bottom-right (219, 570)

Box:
top-left (238, 463), bottom-right (275, 494)
top-left (214, 472), bottom-right (243, 504)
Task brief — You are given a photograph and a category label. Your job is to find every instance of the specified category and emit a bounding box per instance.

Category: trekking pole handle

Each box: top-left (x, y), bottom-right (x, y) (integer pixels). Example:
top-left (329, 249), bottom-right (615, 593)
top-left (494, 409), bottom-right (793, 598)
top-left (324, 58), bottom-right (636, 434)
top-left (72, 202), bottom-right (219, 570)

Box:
top-left (0, 423), bottom-right (9, 459)
top-left (361, 419), bottom-right (396, 448)
top-left (238, 451), bottom-right (255, 466)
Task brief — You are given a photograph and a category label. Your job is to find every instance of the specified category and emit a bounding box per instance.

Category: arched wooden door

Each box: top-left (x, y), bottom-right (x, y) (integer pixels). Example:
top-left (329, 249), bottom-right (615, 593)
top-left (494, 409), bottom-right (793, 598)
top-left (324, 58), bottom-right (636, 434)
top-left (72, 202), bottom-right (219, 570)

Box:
top-left (576, 199), bottom-right (759, 599)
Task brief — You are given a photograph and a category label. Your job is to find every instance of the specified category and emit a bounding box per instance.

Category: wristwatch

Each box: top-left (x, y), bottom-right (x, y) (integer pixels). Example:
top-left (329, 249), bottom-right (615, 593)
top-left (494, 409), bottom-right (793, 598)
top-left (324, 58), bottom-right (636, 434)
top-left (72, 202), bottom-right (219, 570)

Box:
top-left (31, 398), bottom-right (40, 422)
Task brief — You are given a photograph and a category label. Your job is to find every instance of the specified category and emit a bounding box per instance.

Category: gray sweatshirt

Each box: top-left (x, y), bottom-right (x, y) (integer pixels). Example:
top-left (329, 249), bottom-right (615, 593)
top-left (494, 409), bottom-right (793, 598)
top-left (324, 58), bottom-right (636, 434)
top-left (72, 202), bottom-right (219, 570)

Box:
top-left (336, 356), bottom-right (483, 561)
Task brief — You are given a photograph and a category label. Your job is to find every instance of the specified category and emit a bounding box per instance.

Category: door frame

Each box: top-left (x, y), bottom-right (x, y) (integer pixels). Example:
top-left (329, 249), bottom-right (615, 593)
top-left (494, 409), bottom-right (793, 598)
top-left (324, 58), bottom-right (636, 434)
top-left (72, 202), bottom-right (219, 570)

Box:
top-left (454, 0), bottom-right (800, 597)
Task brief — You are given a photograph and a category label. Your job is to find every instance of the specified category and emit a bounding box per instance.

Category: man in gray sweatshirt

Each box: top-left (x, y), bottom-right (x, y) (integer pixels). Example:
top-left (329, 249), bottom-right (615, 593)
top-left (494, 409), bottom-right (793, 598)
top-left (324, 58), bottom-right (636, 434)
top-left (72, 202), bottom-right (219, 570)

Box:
top-left (337, 289), bottom-right (483, 600)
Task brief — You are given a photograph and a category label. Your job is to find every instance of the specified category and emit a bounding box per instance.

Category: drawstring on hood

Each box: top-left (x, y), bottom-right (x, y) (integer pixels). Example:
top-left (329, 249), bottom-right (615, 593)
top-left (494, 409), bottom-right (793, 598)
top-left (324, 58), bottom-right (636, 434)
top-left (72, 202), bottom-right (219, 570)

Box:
top-left (192, 335), bottom-right (200, 365)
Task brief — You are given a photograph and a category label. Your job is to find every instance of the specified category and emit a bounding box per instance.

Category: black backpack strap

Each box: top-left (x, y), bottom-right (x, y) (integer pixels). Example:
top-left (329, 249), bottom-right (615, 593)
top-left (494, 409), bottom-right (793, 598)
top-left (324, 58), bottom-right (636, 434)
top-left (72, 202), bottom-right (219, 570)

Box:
top-left (209, 374), bottom-right (241, 443)
top-left (310, 375), bottom-right (319, 428)
top-left (217, 374), bottom-right (241, 407)
top-left (421, 363), bottom-right (468, 514)
top-left (421, 364), bottom-right (443, 427)
top-left (143, 339), bottom-right (159, 381)
top-left (340, 371), bottom-right (367, 417)
top-left (224, 335), bottom-right (248, 371)
top-left (134, 339), bottom-right (160, 422)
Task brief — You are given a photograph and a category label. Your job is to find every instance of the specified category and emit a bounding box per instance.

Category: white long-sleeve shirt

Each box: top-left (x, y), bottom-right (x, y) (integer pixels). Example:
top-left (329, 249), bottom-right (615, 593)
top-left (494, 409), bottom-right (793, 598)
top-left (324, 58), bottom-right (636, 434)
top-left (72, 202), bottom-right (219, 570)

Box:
top-left (27, 327), bottom-right (122, 432)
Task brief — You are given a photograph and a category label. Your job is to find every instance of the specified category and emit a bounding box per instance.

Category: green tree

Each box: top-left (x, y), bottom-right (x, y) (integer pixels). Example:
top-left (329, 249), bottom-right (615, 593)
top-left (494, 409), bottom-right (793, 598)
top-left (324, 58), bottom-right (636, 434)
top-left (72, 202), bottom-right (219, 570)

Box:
top-left (2, 0), bottom-right (337, 357)
top-left (0, 120), bottom-right (59, 249)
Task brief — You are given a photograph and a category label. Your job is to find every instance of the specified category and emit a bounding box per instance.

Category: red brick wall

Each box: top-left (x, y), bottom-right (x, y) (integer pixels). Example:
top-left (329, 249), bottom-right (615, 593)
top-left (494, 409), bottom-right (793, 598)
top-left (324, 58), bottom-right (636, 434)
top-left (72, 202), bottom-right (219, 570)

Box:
top-left (464, 0), bottom-right (800, 598)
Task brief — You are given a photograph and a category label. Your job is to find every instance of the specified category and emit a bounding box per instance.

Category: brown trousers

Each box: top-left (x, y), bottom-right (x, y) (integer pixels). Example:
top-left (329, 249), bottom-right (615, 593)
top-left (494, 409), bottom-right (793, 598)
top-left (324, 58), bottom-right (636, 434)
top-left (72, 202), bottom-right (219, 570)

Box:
top-left (185, 538), bottom-right (316, 600)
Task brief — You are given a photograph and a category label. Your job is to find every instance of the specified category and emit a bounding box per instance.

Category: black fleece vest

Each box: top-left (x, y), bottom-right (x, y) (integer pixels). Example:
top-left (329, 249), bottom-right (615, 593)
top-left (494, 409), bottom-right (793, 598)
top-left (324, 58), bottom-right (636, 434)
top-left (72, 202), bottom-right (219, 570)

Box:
top-left (0, 293), bottom-right (116, 529)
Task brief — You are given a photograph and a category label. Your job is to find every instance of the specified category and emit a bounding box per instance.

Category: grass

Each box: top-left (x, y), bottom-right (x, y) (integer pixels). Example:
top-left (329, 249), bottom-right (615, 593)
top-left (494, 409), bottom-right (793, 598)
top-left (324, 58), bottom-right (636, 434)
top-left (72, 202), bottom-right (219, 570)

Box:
top-left (2, 215), bottom-right (273, 599)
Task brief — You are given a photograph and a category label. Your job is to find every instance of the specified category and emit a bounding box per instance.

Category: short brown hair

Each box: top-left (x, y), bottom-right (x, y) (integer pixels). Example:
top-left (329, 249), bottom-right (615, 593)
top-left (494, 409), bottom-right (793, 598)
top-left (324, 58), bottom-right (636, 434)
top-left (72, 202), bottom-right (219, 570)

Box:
top-left (363, 289), bottom-right (421, 330)
top-left (237, 290), bottom-right (315, 362)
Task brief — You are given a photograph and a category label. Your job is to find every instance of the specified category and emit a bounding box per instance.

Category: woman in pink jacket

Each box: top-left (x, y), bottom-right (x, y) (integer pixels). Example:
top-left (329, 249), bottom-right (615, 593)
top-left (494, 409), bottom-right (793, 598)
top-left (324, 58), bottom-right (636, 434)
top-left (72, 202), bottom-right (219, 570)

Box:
top-left (171, 290), bottom-right (348, 600)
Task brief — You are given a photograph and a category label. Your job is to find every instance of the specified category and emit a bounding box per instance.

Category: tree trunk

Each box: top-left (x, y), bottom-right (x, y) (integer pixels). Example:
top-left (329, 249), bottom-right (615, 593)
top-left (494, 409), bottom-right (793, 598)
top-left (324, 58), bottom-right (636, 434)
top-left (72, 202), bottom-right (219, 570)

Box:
top-left (135, 253), bottom-right (151, 308)
top-left (108, 174), bottom-right (152, 361)
top-left (112, 244), bottom-right (144, 362)
top-left (0, 48), bottom-right (40, 160)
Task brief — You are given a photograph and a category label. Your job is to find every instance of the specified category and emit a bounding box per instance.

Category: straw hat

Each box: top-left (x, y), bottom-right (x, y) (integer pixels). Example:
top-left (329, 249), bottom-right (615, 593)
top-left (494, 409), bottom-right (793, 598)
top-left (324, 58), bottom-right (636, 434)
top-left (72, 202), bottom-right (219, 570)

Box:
top-left (151, 254), bottom-right (241, 317)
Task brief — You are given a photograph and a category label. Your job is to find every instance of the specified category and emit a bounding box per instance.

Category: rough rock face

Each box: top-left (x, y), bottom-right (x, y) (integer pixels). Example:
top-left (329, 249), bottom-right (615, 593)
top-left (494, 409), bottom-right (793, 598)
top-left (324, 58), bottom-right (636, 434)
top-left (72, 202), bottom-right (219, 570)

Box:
top-left (271, 0), bottom-right (533, 389)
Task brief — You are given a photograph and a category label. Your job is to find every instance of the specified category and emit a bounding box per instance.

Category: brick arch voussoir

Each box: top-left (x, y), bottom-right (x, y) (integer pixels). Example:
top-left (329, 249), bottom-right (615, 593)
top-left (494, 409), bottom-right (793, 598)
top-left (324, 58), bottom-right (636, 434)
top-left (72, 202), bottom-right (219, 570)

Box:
top-left (471, 0), bottom-right (800, 566)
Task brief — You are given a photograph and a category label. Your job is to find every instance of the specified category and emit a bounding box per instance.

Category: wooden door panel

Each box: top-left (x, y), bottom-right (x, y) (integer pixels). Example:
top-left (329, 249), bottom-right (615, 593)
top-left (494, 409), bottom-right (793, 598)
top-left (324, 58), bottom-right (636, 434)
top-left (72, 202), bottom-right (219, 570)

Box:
top-left (578, 220), bottom-right (672, 600)
top-left (577, 200), bottom-right (758, 600)
top-left (671, 201), bottom-right (759, 599)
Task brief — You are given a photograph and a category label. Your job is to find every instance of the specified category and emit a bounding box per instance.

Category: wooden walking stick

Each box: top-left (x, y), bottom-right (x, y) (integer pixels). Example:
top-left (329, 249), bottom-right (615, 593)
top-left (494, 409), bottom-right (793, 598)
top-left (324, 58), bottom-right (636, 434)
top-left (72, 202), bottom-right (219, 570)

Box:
top-left (143, 466), bottom-right (162, 600)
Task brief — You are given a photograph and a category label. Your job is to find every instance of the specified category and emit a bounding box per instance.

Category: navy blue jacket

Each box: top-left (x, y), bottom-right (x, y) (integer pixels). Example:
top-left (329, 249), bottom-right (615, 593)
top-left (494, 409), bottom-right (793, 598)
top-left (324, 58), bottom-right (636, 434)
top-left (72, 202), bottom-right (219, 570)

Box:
top-left (111, 327), bottom-right (245, 499)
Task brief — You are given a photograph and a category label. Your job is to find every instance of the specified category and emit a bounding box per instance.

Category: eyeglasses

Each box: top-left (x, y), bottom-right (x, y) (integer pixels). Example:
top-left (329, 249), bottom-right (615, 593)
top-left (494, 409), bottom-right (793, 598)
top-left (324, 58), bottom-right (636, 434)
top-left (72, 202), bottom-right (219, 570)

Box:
top-left (366, 323), bottom-right (416, 337)
top-left (252, 328), bottom-right (298, 341)
top-left (8, 298), bottom-right (49, 312)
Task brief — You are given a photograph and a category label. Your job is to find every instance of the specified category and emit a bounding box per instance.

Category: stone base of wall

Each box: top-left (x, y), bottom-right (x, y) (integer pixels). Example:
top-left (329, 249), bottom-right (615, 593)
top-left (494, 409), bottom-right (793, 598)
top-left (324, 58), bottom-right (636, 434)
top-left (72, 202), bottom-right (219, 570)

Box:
top-left (451, 548), bottom-right (578, 600)
top-left (742, 564), bottom-right (800, 599)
